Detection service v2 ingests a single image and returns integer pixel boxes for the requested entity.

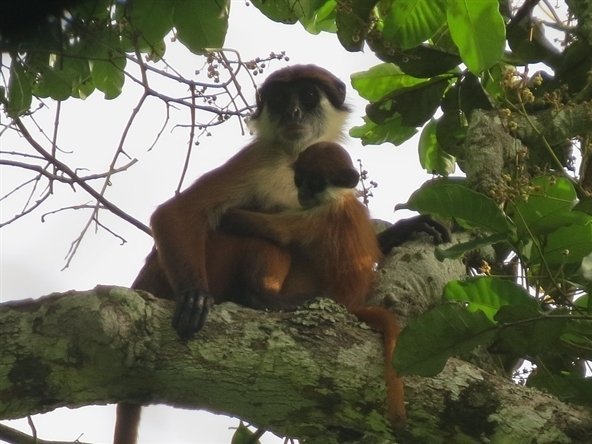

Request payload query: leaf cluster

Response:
[396,176,592,407]
[1,0,230,113]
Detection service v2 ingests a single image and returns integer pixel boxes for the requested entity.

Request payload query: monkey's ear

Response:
[331,169,359,189]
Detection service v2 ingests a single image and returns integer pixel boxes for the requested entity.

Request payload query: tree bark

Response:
[1,241,591,443]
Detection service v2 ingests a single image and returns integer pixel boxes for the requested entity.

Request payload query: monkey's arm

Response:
[377,215,450,254]
[150,150,260,338]
[219,207,305,247]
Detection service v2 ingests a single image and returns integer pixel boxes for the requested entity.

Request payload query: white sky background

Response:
[0,3,433,443]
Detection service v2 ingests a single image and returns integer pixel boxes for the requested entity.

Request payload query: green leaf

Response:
[528,372,592,407]
[351,63,427,101]
[127,0,174,48]
[394,303,496,376]
[349,114,417,146]
[495,307,567,355]
[173,0,229,52]
[418,118,455,175]
[444,277,539,323]
[34,57,92,101]
[574,197,592,215]
[34,66,76,101]
[6,59,32,117]
[446,0,505,73]
[300,1,337,34]
[435,232,508,261]
[400,178,515,234]
[91,56,126,100]
[231,422,261,444]
[574,294,591,311]
[510,176,581,238]
[336,0,376,51]
[251,0,300,23]
[383,0,447,49]
[434,109,467,156]
[529,223,592,267]
[368,36,461,77]
[455,73,493,114]
[366,77,449,127]
[561,321,592,360]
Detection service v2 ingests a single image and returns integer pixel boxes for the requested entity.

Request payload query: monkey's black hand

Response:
[378,215,450,254]
[172,289,214,339]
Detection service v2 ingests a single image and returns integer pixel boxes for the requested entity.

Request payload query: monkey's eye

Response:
[298,85,319,110]
[266,86,289,113]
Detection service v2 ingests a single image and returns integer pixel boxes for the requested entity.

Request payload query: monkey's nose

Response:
[289,106,302,120]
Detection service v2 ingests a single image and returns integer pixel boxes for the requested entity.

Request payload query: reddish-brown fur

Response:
[115,66,404,444]
[220,142,406,425]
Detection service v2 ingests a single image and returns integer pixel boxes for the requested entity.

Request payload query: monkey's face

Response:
[294,172,358,208]
[294,143,359,208]
[250,80,348,152]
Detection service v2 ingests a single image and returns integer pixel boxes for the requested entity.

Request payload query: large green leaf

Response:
[383,0,447,49]
[351,63,426,101]
[449,73,493,114]
[126,0,174,48]
[34,57,92,101]
[91,56,126,100]
[366,77,449,127]
[400,178,515,235]
[300,1,337,34]
[434,109,466,157]
[446,0,505,73]
[574,197,592,215]
[173,0,230,52]
[495,306,568,356]
[418,118,455,175]
[529,372,592,408]
[443,277,539,323]
[510,176,582,238]
[250,0,300,23]
[368,36,461,77]
[6,59,32,117]
[349,114,417,146]
[561,318,592,360]
[528,223,592,267]
[435,232,509,261]
[394,303,496,376]
[336,0,376,51]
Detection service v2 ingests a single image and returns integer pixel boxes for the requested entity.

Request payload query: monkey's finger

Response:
[172,289,200,339]
[190,293,214,334]
[172,289,214,339]
[417,216,451,245]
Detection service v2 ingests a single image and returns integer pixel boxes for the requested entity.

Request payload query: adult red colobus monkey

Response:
[115,65,447,443]
[115,64,352,444]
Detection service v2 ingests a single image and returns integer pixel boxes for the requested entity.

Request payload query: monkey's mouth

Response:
[283,124,307,138]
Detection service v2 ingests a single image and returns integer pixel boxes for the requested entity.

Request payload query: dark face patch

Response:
[254,64,348,116]
[260,80,328,144]
[264,81,324,130]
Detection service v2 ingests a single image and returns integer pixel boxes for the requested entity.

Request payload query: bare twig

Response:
[0,423,91,444]
[12,118,151,236]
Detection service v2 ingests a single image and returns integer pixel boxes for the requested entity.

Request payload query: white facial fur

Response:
[248,95,349,154]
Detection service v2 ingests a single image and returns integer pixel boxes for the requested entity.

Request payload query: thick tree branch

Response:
[1,241,591,444]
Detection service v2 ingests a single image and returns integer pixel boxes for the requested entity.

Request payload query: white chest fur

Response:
[251,158,300,210]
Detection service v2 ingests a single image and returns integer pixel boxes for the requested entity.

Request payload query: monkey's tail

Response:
[352,306,406,428]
